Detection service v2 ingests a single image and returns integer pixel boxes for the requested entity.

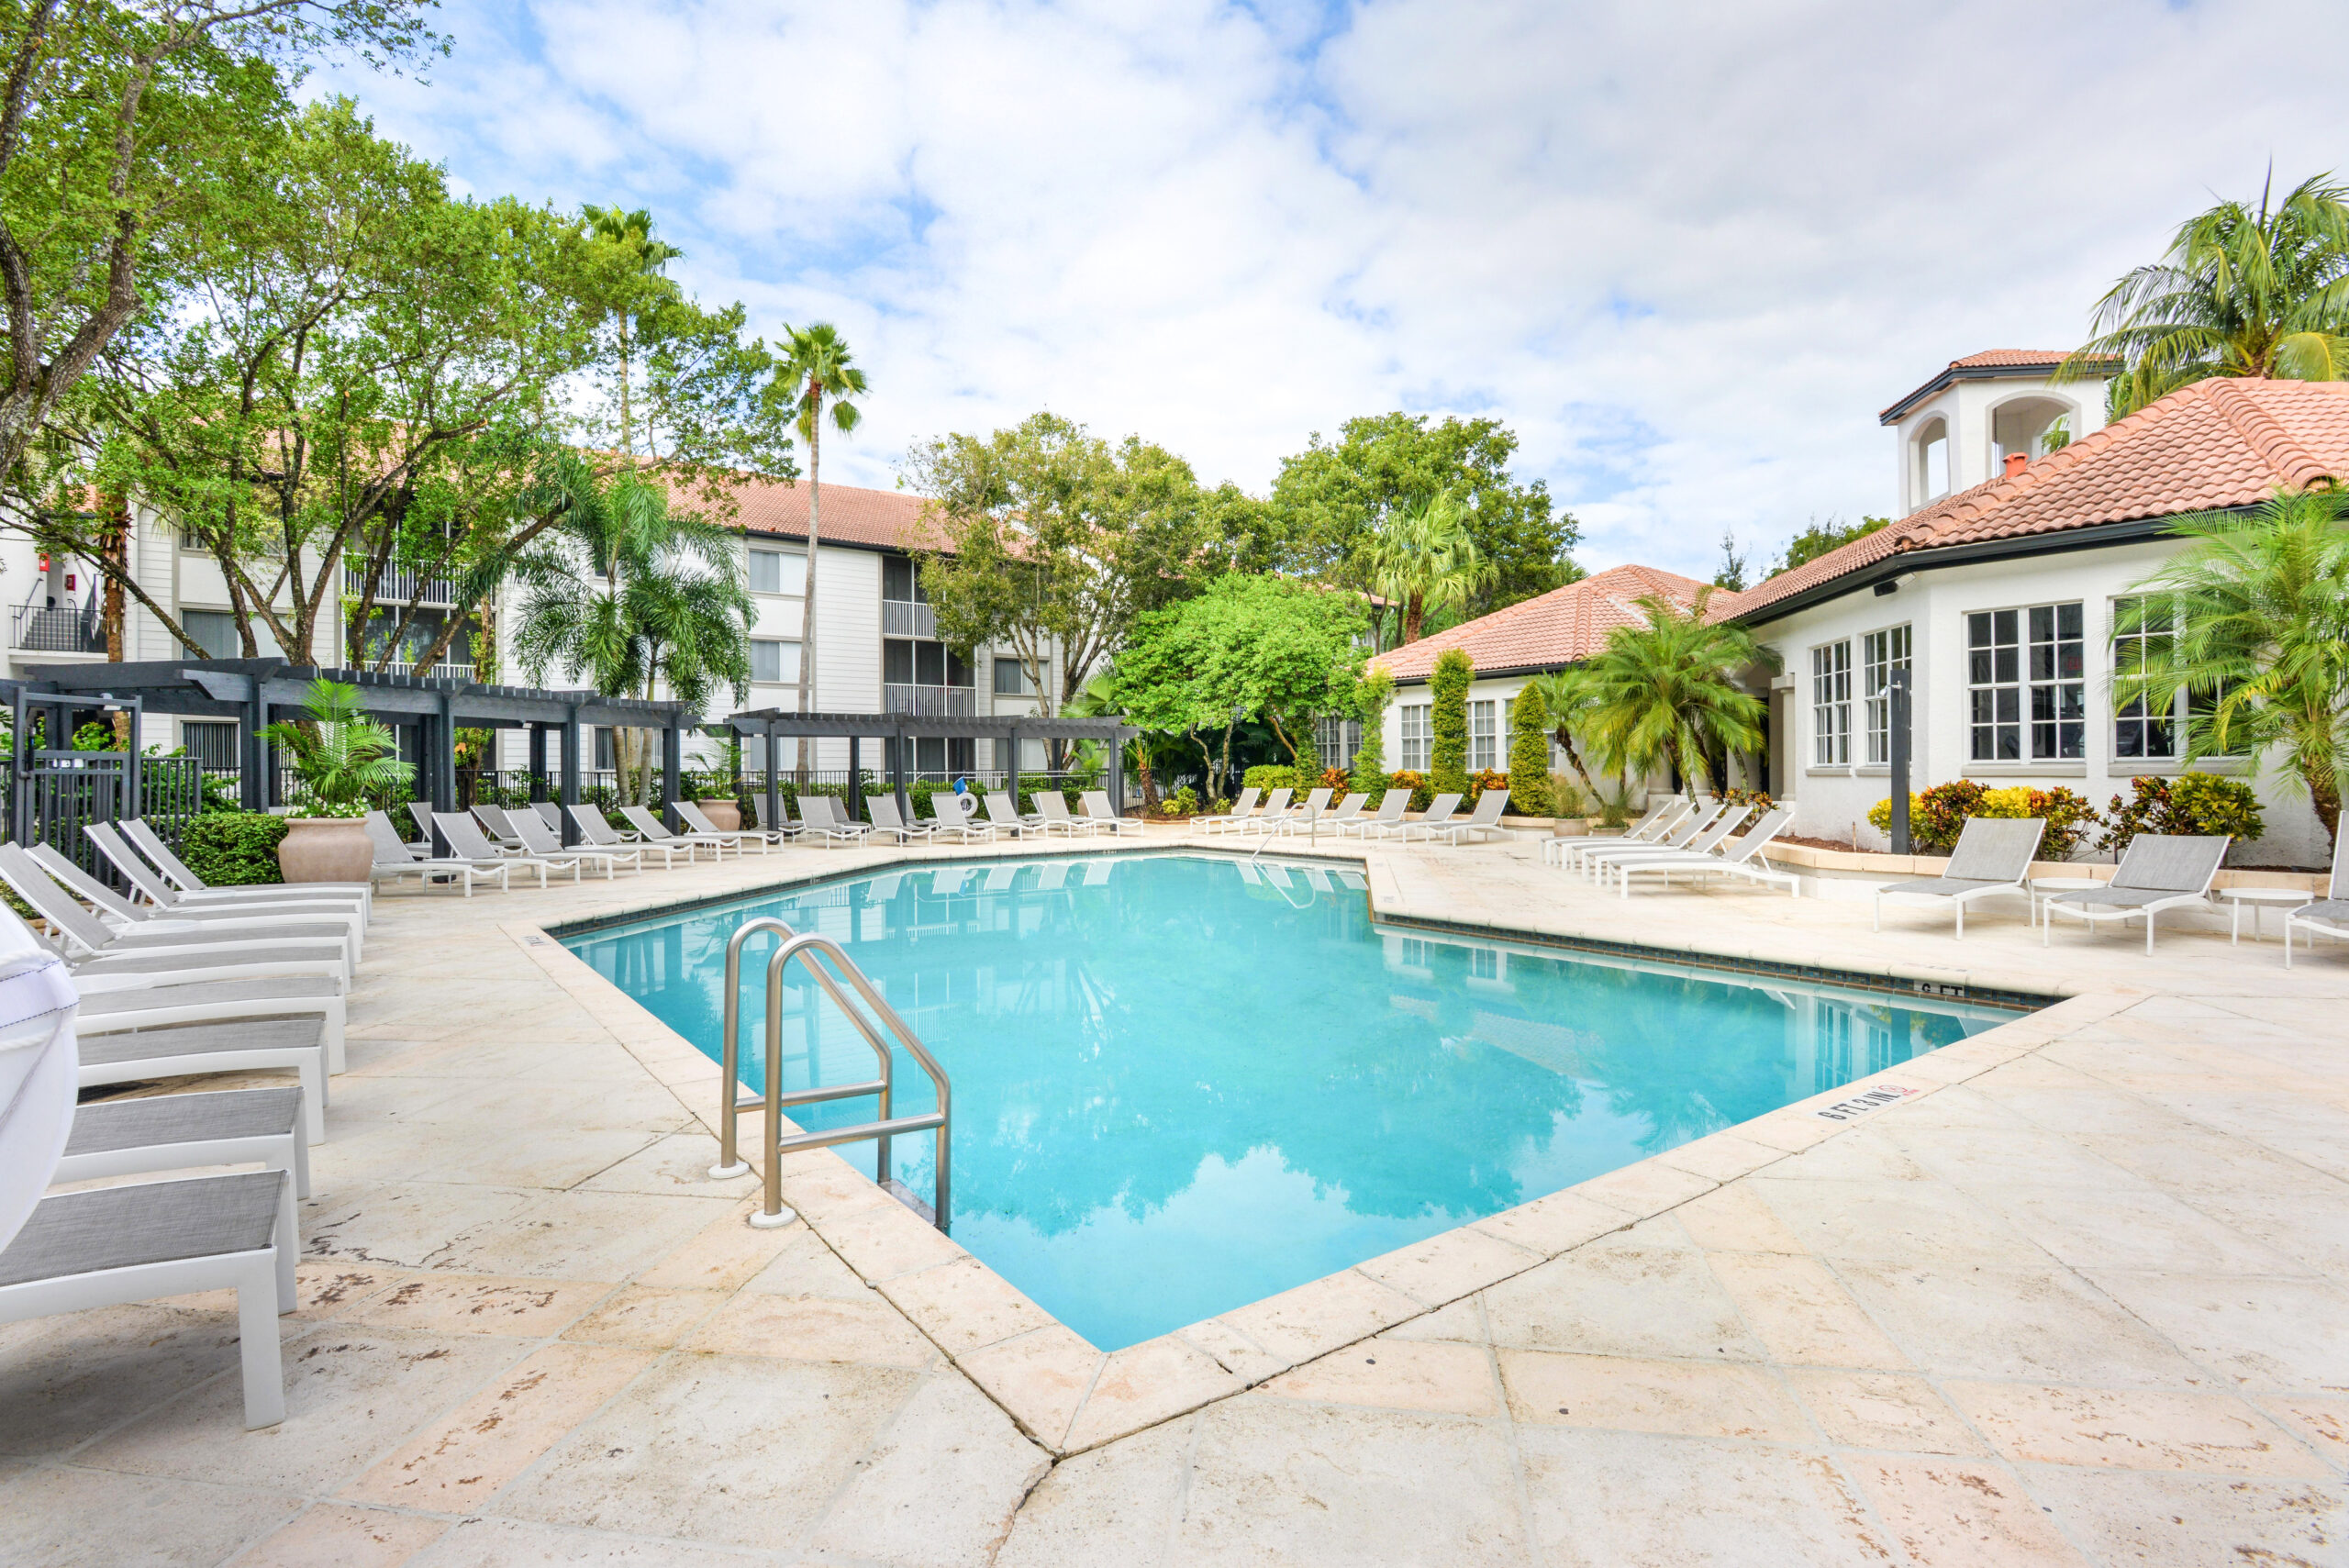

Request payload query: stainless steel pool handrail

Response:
[708,917,953,1233]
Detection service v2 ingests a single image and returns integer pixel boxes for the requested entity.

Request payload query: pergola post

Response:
[1006,724,1020,806]
[560,705,581,845]
[1108,728,1125,816]
[763,717,780,833]
[846,734,862,821]
[528,724,548,801]
[241,685,266,811]
[431,693,457,815]
[661,717,683,827]
[891,721,910,823]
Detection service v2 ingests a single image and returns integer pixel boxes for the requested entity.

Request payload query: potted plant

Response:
[260,679,416,883]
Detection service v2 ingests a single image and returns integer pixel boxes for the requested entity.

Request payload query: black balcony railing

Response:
[10,596,104,653]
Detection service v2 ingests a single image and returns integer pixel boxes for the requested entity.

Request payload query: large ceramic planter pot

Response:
[278,817,372,884]
[697,799,742,831]
[1552,817,1588,837]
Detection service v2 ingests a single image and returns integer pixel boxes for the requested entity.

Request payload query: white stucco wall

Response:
[1751,539,2329,869]
[1891,374,2110,516]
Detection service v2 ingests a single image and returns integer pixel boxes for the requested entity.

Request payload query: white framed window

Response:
[1967,602,2083,762]
[1399,704,1430,772]
[1315,716,1360,771]
[2112,596,2232,761]
[750,639,802,684]
[748,548,805,596]
[1861,625,1911,764]
[993,657,1039,696]
[1810,640,1852,765]
[1467,700,1497,771]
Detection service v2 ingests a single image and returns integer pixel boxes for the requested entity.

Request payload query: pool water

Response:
[563,852,2023,1350]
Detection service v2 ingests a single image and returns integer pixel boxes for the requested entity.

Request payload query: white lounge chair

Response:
[406,801,437,851]
[79,1018,332,1144]
[0,846,352,985]
[793,795,874,847]
[1340,790,1410,839]
[734,794,798,846]
[674,799,770,854]
[1315,793,1370,831]
[1253,787,1331,836]
[1429,789,1511,846]
[363,812,509,895]
[926,792,995,844]
[84,823,366,922]
[509,810,639,877]
[117,818,372,917]
[24,843,363,973]
[2043,834,2231,954]
[60,1084,309,1199]
[434,813,579,886]
[1231,788,1296,836]
[2284,830,2346,969]
[1392,793,1464,843]
[1615,807,1800,897]
[1872,817,2044,938]
[984,793,1053,840]
[470,804,533,853]
[1545,797,1687,870]
[867,796,939,843]
[618,805,732,860]
[1575,803,1728,879]
[1031,793,1092,837]
[0,1170,295,1426]
[1198,787,1264,835]
[531,801,564,833]
[1081,791,1144,837]
[571,805,699,868]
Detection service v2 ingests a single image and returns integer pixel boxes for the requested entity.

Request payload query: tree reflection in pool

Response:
[564,853,2024,1350]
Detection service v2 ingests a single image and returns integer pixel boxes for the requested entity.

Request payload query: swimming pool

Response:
[563,851,2025,1350]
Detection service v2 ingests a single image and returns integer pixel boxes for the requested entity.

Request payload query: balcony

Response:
[883,598,937,639]
[885,682,975,717]
[12,597,104,653]
[346,561,459,606]
[376,661,475,683]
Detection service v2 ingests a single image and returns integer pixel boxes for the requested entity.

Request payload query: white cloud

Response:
[319,0,2349,574]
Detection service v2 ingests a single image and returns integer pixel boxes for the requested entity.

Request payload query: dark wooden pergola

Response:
[721,707,1136,827]
[24,657,702,843]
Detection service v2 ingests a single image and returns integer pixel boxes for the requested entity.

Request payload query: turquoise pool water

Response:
[563,852,2023,1350]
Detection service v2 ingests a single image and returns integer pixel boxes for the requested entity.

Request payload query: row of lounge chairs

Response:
[0,817,371,1429]
[1548,798,1800,897]
[1199,786,1515,846]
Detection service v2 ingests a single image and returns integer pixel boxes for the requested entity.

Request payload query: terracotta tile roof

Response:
[723,476,948,553]
[1729,377,2349,624]
[1877,347,2104,422]
[1373,563,1713,684]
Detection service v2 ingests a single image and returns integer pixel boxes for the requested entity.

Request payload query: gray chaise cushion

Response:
[79,979,340,1024]
[2106,834,2229,894]
[0,1170,283,1287]
[1878,875,2019,899]
[65,1087,302,1157]
[78,1018,327,1068]
[2295,898,2349,928]
[107,922,352,950]
[72,948,342,981]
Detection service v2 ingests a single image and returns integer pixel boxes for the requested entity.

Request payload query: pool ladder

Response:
[709,917,952,1233]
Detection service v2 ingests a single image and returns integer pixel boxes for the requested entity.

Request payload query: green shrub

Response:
[1506,684,1555,816]
[1389,768,1432,811]
[1428,649,1473,799]
[1241,763,1302,795]
[1867,780,2104,859]
[2101,773,2265,856]
[1550,773,1591,818]
[1160,784,1201,817]
[179,812,288,885]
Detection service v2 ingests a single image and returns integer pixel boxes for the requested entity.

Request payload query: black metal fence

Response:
[3,751,207,876]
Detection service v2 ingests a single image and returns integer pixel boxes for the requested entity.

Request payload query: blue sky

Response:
[320,0,2349,578]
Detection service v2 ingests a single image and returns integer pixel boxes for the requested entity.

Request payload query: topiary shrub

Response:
[1428,649,1473,800]
[1506,683,1556,817]
[179,812,288,885]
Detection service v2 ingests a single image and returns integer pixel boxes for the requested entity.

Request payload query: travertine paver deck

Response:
[2,826,2344,1566]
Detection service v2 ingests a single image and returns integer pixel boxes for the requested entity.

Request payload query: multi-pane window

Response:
[2112,596,2177,759]
[750,639,802,684]
[1810,640,1852,765]
[1314,716,1360,771]
[1967,603,2083,761]
[748,548,805,595]
[1467,701,1497,771]
[1862,625,1911,763]
[992,657,1039,696]
[1399,704,1430,772]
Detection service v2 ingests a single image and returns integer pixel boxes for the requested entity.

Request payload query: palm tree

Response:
[582,205,685,459]
[1522,666,1601,793]
[510,467,751,805]
[773,323,867,770]
[2062,172,2349,417]
[259,679,415,815]
[1576,591,1775,795]
[2115,486,2349,845]
[1363,492,1495,644]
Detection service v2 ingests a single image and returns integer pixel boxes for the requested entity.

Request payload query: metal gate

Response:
[3,686,202,877]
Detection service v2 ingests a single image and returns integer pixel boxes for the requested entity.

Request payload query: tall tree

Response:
[1577,592,1774,794]
[907,412,1203,728]
[581,204,682,462]
[0,0,436,484]
[2063,172,2349,417]
[1269,412,1579,618]
[772,323,864,765]
[509,468,751,804]
[2115,486,2349,845]
[1363,492,1496,645]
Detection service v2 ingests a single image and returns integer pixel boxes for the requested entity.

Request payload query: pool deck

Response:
[5,826,2345,1566]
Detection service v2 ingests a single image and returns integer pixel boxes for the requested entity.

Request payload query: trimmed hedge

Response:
[181,811,288,885]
